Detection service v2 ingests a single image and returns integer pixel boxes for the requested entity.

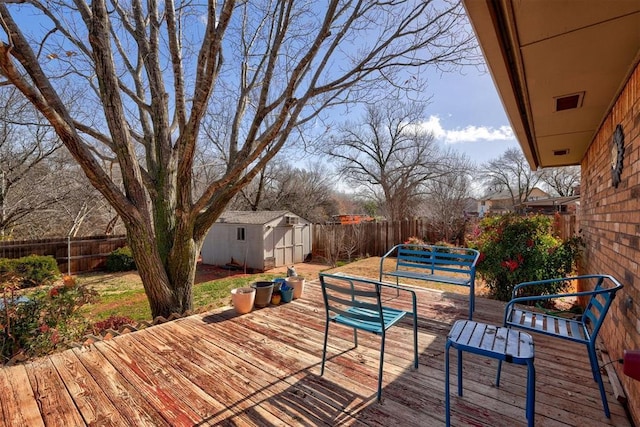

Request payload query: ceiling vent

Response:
[553,149,570,156]
[554,92,584,112]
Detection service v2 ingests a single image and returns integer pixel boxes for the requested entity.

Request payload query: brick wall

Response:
[581,62,640,423]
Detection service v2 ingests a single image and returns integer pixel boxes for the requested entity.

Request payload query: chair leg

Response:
[353,328,358,348]
[457,349,463,396]
[321,321,329,376]
[586,343,599,381]
[377,335,386,402]
[526,359,535,427]
[496,360,503,387]
[588,344,611,418]
[445,340,452,427]
[412,312,418,369]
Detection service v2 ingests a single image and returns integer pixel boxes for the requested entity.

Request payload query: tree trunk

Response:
[126,226,175,318]
[125,212,203,318]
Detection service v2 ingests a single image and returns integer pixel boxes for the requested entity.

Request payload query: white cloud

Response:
[419,115,514,144]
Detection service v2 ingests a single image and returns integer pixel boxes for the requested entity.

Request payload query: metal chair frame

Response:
[319,273,418,402]
[498,274,624,418]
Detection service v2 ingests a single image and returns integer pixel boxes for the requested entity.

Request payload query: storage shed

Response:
[201,211,313,271]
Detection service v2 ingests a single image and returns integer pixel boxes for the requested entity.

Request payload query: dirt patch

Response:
[195,264,254,283]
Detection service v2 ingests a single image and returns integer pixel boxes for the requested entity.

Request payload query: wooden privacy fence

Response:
[0,235,127,274]
[313,219,442,260]
[555,214,578,240]
[313,215,580,262]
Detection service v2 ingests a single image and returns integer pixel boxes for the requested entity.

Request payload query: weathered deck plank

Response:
[0,278,632,426]
[0,365,45,427]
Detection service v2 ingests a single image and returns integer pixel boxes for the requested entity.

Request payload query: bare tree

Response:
[5,149,124,239]
[540,166,580,197]
[0,1,478,317]
[421,153,474,243]
[232,162,338,223]
[327,101,451,222]
[480,148,545,213]
[0,88,62,237]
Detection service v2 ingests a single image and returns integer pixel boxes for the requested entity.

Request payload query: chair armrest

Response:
[511,274,615,298]
[505,275,623,321]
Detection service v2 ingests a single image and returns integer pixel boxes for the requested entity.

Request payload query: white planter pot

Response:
[285,277,305,299]
[231,287,256,314]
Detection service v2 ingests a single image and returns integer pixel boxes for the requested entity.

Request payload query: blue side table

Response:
[445,320,535,427]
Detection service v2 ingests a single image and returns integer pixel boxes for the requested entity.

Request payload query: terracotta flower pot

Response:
[252,281,274,308]
[231,287,255,315]
[285,276,305,299]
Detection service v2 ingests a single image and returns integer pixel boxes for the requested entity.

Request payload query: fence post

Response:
[67,235,71,276]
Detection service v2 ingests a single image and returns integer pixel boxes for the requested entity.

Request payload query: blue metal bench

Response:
[318,273,418,403]
[498,274,624,418]
[380,244,480,319]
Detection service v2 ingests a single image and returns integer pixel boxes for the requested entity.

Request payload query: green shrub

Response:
[106,246,136,272]
[468,214,582,301]
[0,255,60,288]
[1,275,97,363]
[0,258,13,275]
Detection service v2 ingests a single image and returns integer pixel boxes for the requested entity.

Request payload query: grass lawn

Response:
[77,270,281,323]
[74,256,488,325]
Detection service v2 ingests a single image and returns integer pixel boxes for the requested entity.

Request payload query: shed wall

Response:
[201,223,265,270]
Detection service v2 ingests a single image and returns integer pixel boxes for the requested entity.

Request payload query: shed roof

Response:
[217,210,293,225]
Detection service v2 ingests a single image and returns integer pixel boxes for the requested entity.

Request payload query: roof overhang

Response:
[462,0,640,169]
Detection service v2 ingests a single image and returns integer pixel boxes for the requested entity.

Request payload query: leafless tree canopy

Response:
[0,0,479,317]
[480,148,545,212]
[229,161,338,223]
[540,166,580,197]
[326,101,454,222]
[421,152,474,243]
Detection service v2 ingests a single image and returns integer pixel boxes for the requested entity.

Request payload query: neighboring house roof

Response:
[217,210,295,225]
[521,196,580,208]
[480,189,515,201]
[480,188,549,202]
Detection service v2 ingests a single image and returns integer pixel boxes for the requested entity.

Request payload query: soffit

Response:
[463,0,640,169]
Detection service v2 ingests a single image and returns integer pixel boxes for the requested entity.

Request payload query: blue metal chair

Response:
[319,273,418,402]
[497,274,624,418]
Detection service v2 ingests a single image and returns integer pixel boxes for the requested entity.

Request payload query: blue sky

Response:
[420,66,519,166]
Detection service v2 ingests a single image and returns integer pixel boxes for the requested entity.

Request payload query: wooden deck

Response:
[0,279,632,426]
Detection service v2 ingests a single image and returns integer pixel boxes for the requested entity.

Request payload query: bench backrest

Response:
[395,244,479,277]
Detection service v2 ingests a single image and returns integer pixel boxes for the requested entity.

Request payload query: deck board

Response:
[0,278,632,426]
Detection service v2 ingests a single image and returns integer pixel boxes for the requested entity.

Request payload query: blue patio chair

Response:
[497,274,624,418]
[319,273,418,402]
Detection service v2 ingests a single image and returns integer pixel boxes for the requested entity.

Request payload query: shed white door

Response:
[273,226,304,267]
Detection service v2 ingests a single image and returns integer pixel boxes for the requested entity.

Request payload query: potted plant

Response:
[285,275,305,299]
[280,282,294,303]
[231,287,255,314]
[252,281,274,308]
[271,288,282,305]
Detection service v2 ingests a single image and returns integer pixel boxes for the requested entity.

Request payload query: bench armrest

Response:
[379,245,402,280]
